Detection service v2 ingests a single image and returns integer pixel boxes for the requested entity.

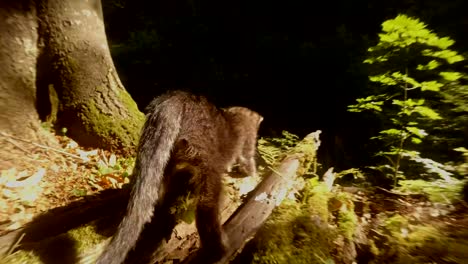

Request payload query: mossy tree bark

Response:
[0,0,144,156]
[36,0,144,153]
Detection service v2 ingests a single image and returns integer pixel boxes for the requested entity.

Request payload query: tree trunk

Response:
[36,0,143,153]
[0,1,41,139]
[0,1,60,171]
[0,0,143,159]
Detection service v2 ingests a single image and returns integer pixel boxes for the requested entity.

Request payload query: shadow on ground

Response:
[1,171,194,264]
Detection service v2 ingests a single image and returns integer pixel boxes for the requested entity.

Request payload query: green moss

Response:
[246,131,339,263]
[68,225,106,251]
[251,179,336,264]
[252,211,334,264]
[0,224,106,264]
[85,96,144,152]
[384,214,408,235]
[305,179,331,221]
[326,192,358,240]
[291,133,320,176]
[337,207,357,240]
[117,88,143,120]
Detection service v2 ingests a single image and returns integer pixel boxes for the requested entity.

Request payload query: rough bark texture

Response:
[0,1,40,138]
[0,1,62,171]
[0,0,143,160]
[36,0,143,153]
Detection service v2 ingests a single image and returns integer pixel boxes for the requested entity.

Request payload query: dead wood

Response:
[0,131,321,264]
[181,131,321,264]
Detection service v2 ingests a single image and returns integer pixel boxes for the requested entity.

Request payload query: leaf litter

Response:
[0,131,133,235]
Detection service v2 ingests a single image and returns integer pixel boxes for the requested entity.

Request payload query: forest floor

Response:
[345,184,468,263]
[0,131,131,235]
[0,131,467,264]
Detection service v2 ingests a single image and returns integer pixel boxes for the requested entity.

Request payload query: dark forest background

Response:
[100,0,468,173]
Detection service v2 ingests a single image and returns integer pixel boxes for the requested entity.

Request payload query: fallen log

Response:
[181,131,321,264]
[0,131,321,264]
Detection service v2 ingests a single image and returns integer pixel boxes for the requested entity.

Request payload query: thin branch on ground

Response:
[0,132,86,161]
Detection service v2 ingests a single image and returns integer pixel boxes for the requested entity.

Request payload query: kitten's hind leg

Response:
[195,167,227,262]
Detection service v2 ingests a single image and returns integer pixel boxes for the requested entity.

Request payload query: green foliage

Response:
[453,147,468,176]
[365,15,463,63]
[347,95,386,112]
[258,130,321,178]
[170,191,197,224]
[258,131,300,167]
[348,14,464,186]
[374,214,468,263]
[442,79,468,113]
[93,155,135,189]
[401,151,454,181]
[430,76,468,159]
[335,168,366,181]
[96,156,135,178]
[60,127,68,135]
[250,177,359,264]
[397,179,464,203]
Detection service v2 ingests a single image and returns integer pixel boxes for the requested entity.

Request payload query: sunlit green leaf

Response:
[432,37,455,49]
[454,147,468,153]
[348,95,386,112]
[406,127,427,138]
[414,106,441,119]
[439,71,462,81]
[401,149,419,157]
[428,50,464,64]
[369,74,397,85]
[420,81,443,91]
[393,98,424,107]
[380,128,404,135]
[416,60,440,70]
[448,55,464,64]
